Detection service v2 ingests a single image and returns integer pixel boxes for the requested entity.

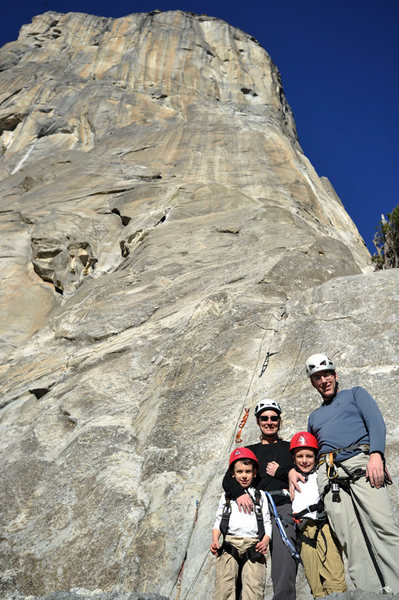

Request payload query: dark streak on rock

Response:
[29,388,49,399]
[111,208,131,226]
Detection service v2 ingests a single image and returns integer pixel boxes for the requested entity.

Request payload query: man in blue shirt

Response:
[290,353,399,593]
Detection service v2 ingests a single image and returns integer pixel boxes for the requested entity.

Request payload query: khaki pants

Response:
[214,535,267,600]
[299,521,346,598]
[318,453,399,592]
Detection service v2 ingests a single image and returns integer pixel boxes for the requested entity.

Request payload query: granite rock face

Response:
[1,9,397,600]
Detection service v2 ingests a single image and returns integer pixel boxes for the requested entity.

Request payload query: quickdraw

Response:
[259,350,278,378]
[325,452,341,502]
[259,351,271,377]
[235,408,250,443]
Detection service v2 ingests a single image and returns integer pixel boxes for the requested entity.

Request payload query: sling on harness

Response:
[322,448,391,593]
[217,490,266,567]
[264,491,301,563]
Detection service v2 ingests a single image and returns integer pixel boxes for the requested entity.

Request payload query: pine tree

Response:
[372,205,399,269]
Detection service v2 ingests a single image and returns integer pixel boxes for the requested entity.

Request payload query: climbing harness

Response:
[264,491,301,563]
[293,499,325,523]
[235,408,250,444]
[318,443,370,465]
[322,450,391,593]
[292,498,328,560]
[217,489,266,567]
[215,490,267,599]
[319,445,372,503]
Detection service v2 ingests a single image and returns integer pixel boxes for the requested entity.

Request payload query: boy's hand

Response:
[236,493,253,513]
[210,541,220,555]
[255,535,270,554]
[288,468,305,500]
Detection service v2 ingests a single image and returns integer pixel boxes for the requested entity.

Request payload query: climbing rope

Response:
[171,314,280,599]
[172,500,199,600]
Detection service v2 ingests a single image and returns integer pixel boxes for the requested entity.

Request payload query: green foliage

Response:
[372,205,399,269]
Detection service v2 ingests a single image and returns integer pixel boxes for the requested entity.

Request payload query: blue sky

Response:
[2,0,398,253]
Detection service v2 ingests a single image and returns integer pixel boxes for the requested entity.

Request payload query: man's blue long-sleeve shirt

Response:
[308,386,386,461]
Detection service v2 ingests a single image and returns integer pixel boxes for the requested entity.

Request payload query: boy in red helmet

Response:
[211,447,272,600]
[290,432,346,598]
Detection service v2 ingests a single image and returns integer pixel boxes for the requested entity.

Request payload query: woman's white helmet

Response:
[305,354,335,378]
[254,399,282,417]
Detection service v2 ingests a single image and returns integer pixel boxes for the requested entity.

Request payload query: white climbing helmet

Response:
[305,354,335,378]
[254,399,282,417]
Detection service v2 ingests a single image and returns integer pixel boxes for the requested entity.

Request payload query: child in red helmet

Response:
[290,432,346,598]
[211,447,272,600]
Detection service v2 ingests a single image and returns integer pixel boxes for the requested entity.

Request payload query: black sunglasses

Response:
[259,415,279,422]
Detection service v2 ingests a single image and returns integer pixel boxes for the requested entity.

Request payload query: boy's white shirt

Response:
[213,486,272,539]
[291,470,320,521]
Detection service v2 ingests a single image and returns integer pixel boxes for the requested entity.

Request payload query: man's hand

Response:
[366,452,385,488]
[288,467,305,500]
[255,535,270,554]
[236,493,253,513]
[384,464,393,484]
[266,461,279,477]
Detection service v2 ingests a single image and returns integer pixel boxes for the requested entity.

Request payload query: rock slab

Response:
[1,9,397,600]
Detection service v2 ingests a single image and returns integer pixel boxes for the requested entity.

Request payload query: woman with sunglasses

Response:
[223,399,297,600]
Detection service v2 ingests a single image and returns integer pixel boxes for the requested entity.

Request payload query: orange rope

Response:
[235,408,250,443]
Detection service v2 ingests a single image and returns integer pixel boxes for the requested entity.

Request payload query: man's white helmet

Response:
[305,354,335,378]
[254,399,282,417]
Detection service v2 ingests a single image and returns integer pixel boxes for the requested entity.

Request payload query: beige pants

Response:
[299,521,346,598]
[318,453,399,592]
[214,535,267,600]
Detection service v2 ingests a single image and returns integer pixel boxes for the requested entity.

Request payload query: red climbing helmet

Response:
[229,447,259,469]
[290,432,318,452]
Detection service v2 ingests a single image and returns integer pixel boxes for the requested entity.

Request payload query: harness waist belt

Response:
[218,540,265,566]
[318,443,369,466]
